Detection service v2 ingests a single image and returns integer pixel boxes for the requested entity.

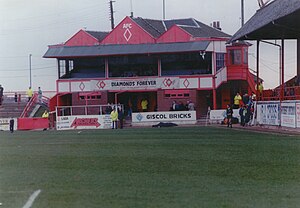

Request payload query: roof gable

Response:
[101,16,156,45]
[157,25,194,43]
[64,29,101,46]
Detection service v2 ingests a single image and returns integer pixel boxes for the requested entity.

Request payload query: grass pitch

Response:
[0,126,300,208]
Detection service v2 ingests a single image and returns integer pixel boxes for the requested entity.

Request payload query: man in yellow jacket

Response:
[233,92,242,109]
[110,107,118,129]
[26,87,33,102]
[141,98,148,112]
[42,110,49,118]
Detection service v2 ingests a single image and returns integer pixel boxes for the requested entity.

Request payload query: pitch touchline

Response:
[22,189,41,208]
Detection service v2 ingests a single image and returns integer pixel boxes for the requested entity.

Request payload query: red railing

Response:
[260,86,300,101]
[20,93,50,118]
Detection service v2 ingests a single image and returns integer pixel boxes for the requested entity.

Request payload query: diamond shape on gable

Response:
[97,81,106,89]
[123,28,132,42]
[163,78,173,87]
[183,79,190,88]
[79,82,85,91]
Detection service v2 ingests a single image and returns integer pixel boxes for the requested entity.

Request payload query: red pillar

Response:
[213,89,217,110]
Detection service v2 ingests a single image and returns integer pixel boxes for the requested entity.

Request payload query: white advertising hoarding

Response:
[281,103,296,128]
[296,103,300,128]
[56,115,112,130]
[0,118,17,131]
[257,103,280,126]
[132,111,197,125]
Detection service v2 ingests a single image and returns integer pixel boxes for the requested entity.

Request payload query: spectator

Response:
[42,110,49,131]
[118,107,124,129]
[171,101,177,111]
[105,103,112,115]
[141,98,148,112]
[38,87,43,104]
[110,107,118,129]
[233,92,242,109]
[0,84,4,105]
[226,104,233,128]
[242,93,249,106]
[188,100,195,111]
[9,118,14,133]
[26,87,33,102]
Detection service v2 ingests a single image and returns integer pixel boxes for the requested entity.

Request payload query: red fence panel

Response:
[17,118,49,130]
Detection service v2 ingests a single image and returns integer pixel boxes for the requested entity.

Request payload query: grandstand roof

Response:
[230,0,300,42]
[44,41,210,58]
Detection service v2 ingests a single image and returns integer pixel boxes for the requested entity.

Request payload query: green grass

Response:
[0,127,300,208]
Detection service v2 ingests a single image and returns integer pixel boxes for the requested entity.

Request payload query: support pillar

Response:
[256,41,260,100]
[297,39,300,83]
[213,89,217,110]
[280,39,285,101]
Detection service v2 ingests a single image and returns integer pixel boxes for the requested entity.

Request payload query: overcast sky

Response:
[0,0,297,91]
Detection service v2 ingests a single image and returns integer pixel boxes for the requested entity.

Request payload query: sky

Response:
[0,0,297,92]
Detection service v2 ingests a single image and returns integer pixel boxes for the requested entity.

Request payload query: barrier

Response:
[210,100,300,128]
[209,109,240,124]
[18,118,49,130]
[132,111,197,126]
[0,118,17,131]
[56,115,112,130]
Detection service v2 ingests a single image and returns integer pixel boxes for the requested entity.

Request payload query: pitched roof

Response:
[230,0,300,42]
[85,31,109,42]
[132,17,165,38]
[44,41,210,58]
[132,17,231,39]
[164,18,198,29]
[180,25,231,38]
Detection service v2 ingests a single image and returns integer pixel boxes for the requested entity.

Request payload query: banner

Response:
[56,115,112,130]
[257,103,279,126]
[0,118,17,131]
[90,77,180,91]
[281,103,296,128]
[296,103,300,128]
[132,111,196,124]
[209,109,240,121]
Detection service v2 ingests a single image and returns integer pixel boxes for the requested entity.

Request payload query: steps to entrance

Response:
[0,97,27,118]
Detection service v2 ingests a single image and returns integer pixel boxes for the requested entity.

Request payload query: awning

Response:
[43,41,210,58]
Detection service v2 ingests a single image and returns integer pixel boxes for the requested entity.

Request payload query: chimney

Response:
[212,21,222,31]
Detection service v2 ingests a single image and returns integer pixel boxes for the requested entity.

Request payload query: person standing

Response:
[110,107,118,129]
[38,87,43,103]
[118,107,124,129]
[0,84,4,105]
[26,86,33,102]
[188,100,195,111]
[141,98,148,112]
[9,118,14,133]
[233,92,242,109]
[226,104,233,128]
[42,110,49,130]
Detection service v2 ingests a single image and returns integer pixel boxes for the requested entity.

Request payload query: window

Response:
[243,48,248,64]
[216,53,225,72]
[59,60,74,78]
[164,90,190,98]
[108,55,158,77]
[161,52,212,76]
[71,58,105,79]
[79,92,102,100]
[229,49,242,65]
